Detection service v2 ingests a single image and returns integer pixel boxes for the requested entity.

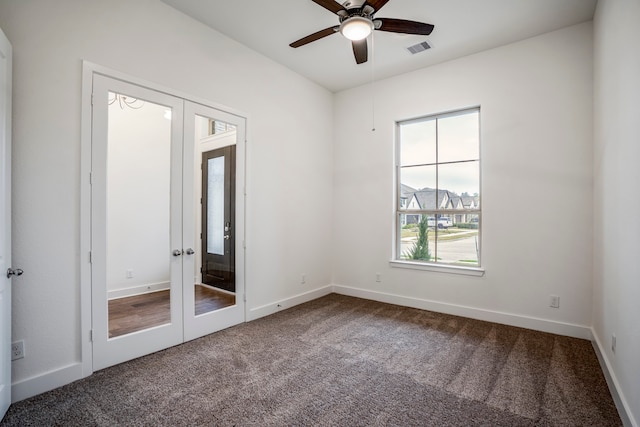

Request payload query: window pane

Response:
[399,165,436,210]
[438,161,479,198]
[400,119,436,166]
[435,222,479,266]
[399,165,436,192]
[438,111,479,163]
[399,214,433,261]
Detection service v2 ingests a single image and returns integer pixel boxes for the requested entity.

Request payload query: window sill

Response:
[389,260,485,277]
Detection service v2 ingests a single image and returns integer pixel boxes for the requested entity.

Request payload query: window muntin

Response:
[396,108,481,267]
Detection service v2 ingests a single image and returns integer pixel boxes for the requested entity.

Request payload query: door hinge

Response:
[242,240,246,249]
[243,293,246,302]
[89,251,92,263]
[89,329,93,342]
[91,93,94,106]
[89,172,92,185]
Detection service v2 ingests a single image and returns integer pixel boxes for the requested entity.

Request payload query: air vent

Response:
[407,41,431,55]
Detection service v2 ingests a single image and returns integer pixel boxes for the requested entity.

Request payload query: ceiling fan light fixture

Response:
[340,16,373,41]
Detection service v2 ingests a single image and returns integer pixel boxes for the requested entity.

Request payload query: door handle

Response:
[172,249,183,257]
[224,235,231,240]
[185,248,195,255]
[7,268,23,279]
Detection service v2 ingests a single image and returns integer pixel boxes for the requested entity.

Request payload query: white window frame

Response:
[391,107,484,276]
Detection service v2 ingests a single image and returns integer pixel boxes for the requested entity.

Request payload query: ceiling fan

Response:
[290,0,434,64]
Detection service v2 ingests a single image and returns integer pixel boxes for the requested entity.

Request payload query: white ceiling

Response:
[160,0,597,93]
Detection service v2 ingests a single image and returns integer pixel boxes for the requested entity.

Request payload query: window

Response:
[395,108,481,269]
[208,120,236,136]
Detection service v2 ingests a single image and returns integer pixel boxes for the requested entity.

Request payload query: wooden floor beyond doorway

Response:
[108,285,236,338]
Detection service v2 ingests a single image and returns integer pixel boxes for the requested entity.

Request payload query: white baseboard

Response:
[12,362,84,403]
[591,329,637,427]
[331,284,592,340]
[108,281,170,300]
[247,285,333,321]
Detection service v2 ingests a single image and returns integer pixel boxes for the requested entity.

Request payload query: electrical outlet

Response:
[126,269,133,279]
[301,274,306,284]
[11,340,24,361]
[611,334,616,353]
[375,273,381,282]
[549,295,560,308]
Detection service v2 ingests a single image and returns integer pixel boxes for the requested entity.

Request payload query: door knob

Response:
[224,235,231,240]
[172,249,183,257]
[185,248,195,255]
[6,268,23,278]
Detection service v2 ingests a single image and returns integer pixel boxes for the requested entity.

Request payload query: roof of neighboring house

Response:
[400,184,417,198]
[411,188,450,210]
[403,188,480,211]
[461,195,480,208]
[449,195,463,209]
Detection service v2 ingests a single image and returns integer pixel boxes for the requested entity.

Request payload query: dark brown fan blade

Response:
[352,39,368,64]
[376,18,434,35]
[290,26,338,48]
[364,0,391,13]
[311,0,347,15]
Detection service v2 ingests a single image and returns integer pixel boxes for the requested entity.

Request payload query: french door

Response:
[91,74,245,370]
[182,101,245,342]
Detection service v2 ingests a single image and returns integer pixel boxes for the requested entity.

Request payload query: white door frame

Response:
[80,62,248,376]
[0,26,13,418]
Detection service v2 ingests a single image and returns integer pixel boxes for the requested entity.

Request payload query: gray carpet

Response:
[1,294,622,426]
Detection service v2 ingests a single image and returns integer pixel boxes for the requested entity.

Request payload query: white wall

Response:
[107,99,171,293]
[0,0,333,391]
[593,0,640,424]
[333,23,594,335]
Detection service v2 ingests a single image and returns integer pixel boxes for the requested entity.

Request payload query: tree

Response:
[404,215,431,261]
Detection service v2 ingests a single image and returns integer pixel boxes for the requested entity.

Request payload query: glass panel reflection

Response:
[107,92,172,338]
[207,156,225,256]
[193,114,236,317]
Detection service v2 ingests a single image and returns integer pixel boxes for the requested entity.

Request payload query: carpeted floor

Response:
[1,294,622,426]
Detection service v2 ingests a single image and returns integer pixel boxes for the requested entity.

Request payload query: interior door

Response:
[182,101,245,342]
[0,26,12,418]
[91,75,185,370]
[201,146,235,292]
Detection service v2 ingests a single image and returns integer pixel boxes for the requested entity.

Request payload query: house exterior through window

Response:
[396,107,481,268]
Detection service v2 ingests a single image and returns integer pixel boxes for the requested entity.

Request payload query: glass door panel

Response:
[183,104,245,342]
[106,91,172,338]
[91,75,184,370]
